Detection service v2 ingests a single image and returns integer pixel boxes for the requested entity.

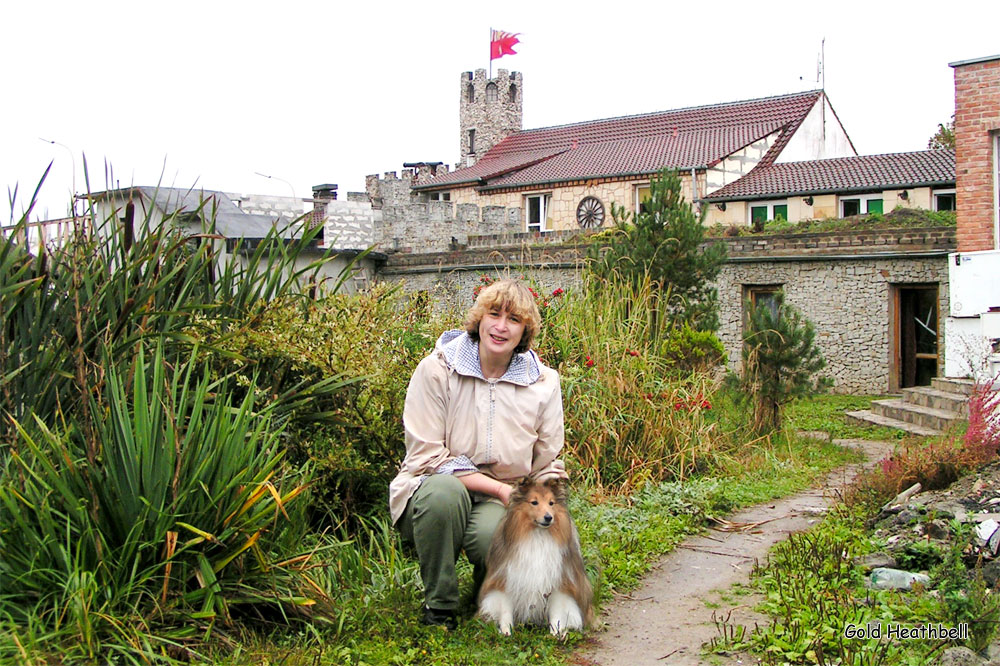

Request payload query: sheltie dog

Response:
[477,477,594,637]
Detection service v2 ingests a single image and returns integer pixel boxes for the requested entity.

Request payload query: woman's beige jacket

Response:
[389,330,567,524]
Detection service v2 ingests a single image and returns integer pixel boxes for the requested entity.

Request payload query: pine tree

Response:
[585,169,727,331]
[739,294,830,434]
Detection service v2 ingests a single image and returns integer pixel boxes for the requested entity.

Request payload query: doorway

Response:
[892,285,939,389]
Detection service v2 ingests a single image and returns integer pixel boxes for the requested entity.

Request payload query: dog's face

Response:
[511,478,567,529]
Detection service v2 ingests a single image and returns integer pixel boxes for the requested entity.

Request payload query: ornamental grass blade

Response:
[211,530,261,574]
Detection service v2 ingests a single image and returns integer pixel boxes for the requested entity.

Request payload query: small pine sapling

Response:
[739,294,831,434]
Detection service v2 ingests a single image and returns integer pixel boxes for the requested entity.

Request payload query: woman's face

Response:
[478,306,525,361]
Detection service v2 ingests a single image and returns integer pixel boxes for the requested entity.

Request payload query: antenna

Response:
[819,38,826,149]
[818,38,825,90]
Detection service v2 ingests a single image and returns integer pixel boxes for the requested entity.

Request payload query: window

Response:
[744,285,783,323]
[994,133,1000,243]
[466,83,475,103]
[841,194,882,216]
[508,84,517,103]
[635,185,651,214]
[934,189,956,211]
[467,129,475,155]
[748,200,789,227]
[525,194,551,232]
[486,82,498,103]
[428,192,451,202]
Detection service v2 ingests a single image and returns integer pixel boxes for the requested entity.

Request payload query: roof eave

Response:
[412,177,482,191]
[476,166,709,193]
[704,179,956,203]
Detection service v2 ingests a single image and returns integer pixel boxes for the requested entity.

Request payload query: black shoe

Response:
[421,606,457,630]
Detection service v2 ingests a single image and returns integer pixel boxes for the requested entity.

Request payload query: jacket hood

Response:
[435,330,541,386]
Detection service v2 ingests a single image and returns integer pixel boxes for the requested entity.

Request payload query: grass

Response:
[785,394,907,441]
[706,209,956,238]
[710,502,1000,665]
[709,386,1000,665]
[191,414,860,666]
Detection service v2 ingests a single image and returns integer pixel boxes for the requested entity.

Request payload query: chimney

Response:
[310,183,338,240]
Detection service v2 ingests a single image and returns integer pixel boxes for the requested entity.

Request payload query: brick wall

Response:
[952,56,1000,251]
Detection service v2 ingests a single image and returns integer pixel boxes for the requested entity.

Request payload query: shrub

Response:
[735,294,830,434]
[536,276,731,492]
[0,182,360,659]
[965,376,1000,460]
[585,169,727,332]
[195,283,436,523]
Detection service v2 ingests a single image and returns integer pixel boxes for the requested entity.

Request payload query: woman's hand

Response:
[496,481,513,506]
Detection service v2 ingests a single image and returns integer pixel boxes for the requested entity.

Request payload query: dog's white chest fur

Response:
[495,530,564,623]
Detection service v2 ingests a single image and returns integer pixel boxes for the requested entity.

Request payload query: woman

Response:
[390,279,567,629]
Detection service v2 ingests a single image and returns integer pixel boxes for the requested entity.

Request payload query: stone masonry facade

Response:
[716,257,950,394]
[378,227,956,394]
[952,56,1000,252]
[459,69,522,167]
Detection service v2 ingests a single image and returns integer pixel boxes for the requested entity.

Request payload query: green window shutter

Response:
[751,206,767,224]
[867,199,883,214]
[773,204,788,221]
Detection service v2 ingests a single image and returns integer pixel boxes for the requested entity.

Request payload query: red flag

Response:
[490,29,520,61]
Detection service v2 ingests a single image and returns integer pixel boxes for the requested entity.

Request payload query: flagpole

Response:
[489,27,492,79]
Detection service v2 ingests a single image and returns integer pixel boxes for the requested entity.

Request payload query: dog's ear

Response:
[517,477,533,490]
[543,477,568,502]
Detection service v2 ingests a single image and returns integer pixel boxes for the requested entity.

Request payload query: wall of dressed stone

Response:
[716,256,950,394]
[377,227,956,393]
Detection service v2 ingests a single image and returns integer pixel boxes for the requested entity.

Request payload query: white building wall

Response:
[946,249,1000,380]
[705,132,780,195]
[776,95,856,163]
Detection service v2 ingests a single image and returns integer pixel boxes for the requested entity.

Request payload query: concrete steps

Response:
[845,377,976,437]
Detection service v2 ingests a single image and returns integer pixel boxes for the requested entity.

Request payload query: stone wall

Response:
[459,69,522,167]
[445,172,699,232]
[377,226,957,393]
[322,200,378,250]
[716,256,950,394]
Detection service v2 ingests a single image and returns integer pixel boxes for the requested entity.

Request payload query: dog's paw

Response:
[549,621,567,639]
[498,621,513,636]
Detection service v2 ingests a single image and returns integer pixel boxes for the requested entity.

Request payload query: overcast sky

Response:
[3,0,996,222]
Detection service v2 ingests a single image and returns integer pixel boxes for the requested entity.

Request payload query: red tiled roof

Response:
[704,150,955,201]
[416,90,824,190]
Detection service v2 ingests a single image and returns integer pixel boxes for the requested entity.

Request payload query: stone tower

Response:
[459,68,523,168]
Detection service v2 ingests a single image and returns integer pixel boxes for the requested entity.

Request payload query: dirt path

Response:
[576,438,894,666]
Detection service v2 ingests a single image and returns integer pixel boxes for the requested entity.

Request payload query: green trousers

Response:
[397,474,506,611]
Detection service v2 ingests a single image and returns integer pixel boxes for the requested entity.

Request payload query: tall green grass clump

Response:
[0,179,361,661]
[536,275,728,493]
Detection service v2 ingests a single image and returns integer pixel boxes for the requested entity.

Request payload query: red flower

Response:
[552,287,564,297]
[673,402,686,411]
[627,349,640,357]
[644,392,654,400]
[585,356,595,368]
[543,301,550,307]
[701,400,712,410]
